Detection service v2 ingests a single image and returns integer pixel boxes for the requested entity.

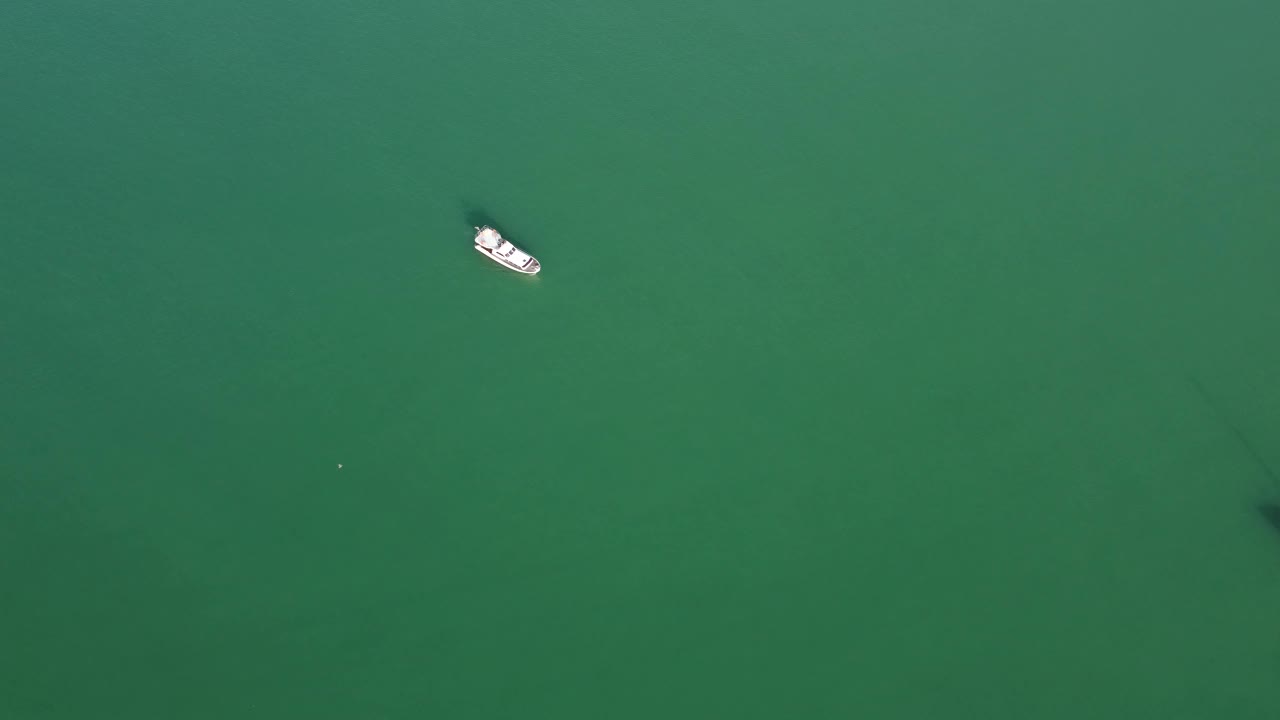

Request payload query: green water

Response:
[3,0,1279,717]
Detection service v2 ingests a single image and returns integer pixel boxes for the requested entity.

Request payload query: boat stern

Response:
[474,226,503,249]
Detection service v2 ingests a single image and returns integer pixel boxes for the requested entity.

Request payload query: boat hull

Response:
[473,226,541,274]
[474,244,541,274]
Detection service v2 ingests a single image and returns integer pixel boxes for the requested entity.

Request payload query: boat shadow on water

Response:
[1258,502,1280,539]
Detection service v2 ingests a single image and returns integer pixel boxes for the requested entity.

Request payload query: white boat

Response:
[474,226,540,275]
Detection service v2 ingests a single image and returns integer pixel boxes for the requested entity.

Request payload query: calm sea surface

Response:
[3,1,1279,717]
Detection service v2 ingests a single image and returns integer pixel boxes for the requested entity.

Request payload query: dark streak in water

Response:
[1189,375,1280,492]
